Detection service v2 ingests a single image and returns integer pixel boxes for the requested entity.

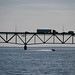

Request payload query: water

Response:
[0,47,75,75]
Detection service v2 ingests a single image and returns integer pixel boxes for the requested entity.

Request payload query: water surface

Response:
[0,47,75,75]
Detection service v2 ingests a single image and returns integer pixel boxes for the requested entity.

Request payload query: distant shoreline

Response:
[0,46,75,48]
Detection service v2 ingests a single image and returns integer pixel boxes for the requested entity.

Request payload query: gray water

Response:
[0,47,75,75]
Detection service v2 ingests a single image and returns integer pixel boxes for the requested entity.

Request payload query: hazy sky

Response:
[0,0,75,32]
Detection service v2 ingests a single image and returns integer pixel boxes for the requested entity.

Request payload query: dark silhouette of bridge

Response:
[0,32,75,50]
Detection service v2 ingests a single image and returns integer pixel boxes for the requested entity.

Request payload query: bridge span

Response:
[0,32,75,50]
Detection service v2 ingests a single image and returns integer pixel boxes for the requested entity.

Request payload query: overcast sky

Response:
[0,0,75,32]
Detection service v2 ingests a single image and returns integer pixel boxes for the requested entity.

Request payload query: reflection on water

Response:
[0,47,75,75]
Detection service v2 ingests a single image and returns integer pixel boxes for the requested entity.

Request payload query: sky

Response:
[0,0,75,32]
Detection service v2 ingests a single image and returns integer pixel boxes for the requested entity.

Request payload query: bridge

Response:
[0,32,75,50]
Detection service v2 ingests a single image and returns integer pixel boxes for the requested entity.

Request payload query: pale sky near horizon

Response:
[0,0,75,32]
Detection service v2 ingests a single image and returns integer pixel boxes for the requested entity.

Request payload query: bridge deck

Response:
[0,32,75,35]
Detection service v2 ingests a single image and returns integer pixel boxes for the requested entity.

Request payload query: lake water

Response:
[0,47,75,75]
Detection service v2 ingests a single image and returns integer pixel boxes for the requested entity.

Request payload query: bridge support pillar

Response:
[24,45,27,50]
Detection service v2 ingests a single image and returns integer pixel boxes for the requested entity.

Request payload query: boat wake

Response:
[28,49,52,51]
